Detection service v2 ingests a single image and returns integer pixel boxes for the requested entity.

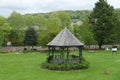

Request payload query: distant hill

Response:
[25,8,120,21]
[25,10,91,20]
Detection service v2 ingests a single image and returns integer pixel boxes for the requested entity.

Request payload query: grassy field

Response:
[0,50,120,80]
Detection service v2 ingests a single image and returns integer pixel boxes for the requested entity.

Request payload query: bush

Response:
[0,51,8,54]
[47,56,53,63]
[41,58,89,71]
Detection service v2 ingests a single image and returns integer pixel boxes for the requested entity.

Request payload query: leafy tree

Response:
[48,13,62,32]
[89,0,117,49]
[7,11,25,29]
[33,14,48,46]
[25,14,35,27]
[7,11,25,46]
[58,11,71,29]
[23,27,38,48]
[34,14,46,27]
[39,13,61,47]
[0,16,10,47]
[7,30,24,46]
[73,19,96,49]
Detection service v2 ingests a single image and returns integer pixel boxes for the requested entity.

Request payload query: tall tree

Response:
[111,9,120,44]
[34,14,47,46]
[7,11,25,46]
[0,16,10,47]
[23,27,38,48]
[89,0,117,49]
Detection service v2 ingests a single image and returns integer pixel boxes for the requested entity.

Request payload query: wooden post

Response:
[61,47,64,59]
[67,47,69,59]
[52,47,54,57]
[48,46,50,57]
[79,46,82,59]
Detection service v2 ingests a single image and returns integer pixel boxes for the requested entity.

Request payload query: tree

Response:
[89,0,117,49]
[34,14,46,27]
[73,19,96,49]
[7,11,25,46]
[0,16,10,47]
[23,27,38,48]
[33,14,48,46]
[111,9,120,44]
[25,14,35,27]
[7,11,25,29]
[7,30,23,46]
[48,13,62,32]
[39,13,62,47]
[58,11,71,29]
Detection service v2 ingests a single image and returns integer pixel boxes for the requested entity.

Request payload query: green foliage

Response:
[41,58,89,71]
[42,55,89,71]
[7,30,23,46]
[39,12,72,47]
[39,31,59,47]
[7,11,25,46]
[58,11,71,29]
[23,27,38,47]
[110,9,120,44]
[89,0,118,49]
[7,11,25,29]
[24,14,35,27]
[1,9,120,47]
[0,16,10,47]
[47,12,62,31]
[65,10,91,21]
[34,14,47,27]
[73,19,96,47]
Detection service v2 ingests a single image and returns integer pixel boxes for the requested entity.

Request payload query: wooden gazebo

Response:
[47,27,84,64]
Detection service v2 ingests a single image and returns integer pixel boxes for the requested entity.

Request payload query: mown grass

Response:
[0,50,120,80]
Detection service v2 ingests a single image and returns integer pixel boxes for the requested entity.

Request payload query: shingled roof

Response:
[47,27,84,47]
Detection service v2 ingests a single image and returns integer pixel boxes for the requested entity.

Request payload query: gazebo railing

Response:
[49,55,81,64]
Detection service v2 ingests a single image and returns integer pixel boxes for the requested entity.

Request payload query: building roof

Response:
[47,27,84,47]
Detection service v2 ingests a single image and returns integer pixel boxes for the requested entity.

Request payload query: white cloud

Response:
[0,0,120,17]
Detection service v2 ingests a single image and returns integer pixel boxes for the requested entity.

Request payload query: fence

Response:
[0,45,120,52]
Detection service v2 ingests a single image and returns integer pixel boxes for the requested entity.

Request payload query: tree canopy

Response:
[89,0,118,49]
[0,7,120,47]
[73,19,96,49]
[0,16,10,47]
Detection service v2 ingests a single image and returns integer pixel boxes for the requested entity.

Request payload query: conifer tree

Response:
[23,27,38,48]
[89,0,117,49]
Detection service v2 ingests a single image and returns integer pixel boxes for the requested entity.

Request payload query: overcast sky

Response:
[0,0,120,17]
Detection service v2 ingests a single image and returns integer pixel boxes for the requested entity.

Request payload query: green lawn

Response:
[0,50,120,80]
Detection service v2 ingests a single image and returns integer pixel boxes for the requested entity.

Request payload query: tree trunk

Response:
[88,44,90,50]
[98,44,102,49]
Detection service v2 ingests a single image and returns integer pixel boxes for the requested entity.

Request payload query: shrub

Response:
[47,56,53,63]
[41,58,89,71]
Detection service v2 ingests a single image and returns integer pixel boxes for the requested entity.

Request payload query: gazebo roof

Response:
[47,27,84,47]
